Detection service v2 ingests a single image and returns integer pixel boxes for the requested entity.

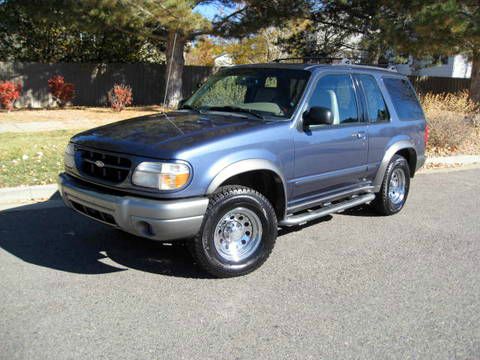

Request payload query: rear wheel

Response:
[373,154,410,215]
[189,185,277,278]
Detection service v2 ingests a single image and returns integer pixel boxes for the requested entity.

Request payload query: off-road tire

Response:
[189,185,277,278]
[373,154,411,216]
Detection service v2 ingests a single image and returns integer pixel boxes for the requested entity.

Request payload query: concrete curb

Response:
[426,155,480,165]
[0,154,479,204]
[0,184,58,203]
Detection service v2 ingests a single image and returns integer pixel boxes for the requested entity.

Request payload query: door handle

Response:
[352,131,367,140]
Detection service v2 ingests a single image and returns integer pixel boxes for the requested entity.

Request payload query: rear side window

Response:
[383,78,425,121]
[356,75,389,123]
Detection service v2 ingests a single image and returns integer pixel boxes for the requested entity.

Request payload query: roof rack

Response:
[273,57,395,70]
[273,57,346,64]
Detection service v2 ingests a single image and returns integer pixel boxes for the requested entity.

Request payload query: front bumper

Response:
[58,173,209,241]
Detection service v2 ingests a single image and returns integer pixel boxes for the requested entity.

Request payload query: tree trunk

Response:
[365,41,381,64]
[164,31,185,109]
[470,51,480,104]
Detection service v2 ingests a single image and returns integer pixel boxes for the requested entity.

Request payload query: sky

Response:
[194,3,236,21]
[194,3,218,20]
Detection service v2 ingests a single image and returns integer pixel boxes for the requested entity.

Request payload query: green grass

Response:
[0,130,77,188]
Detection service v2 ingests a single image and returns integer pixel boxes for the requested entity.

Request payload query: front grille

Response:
[71,201,117,225]
[78,148,131,183]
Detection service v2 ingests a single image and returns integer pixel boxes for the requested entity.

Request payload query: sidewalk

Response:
[0,184,58,203]
[0,120,108,133]
[426,154,480,166]
[0,107,162,133]
[0,184,61,212]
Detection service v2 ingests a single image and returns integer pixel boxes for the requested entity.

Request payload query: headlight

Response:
[132,162,190,190]
[64,143,75,169]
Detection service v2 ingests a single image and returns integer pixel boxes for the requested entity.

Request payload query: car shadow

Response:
[278,215,333,236]
[0,194,214,279]
[338,205,382,217]
[0,194,368,279]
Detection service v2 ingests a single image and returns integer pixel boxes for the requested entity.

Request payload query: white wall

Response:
[214,54,234,67]
[395,55,472,78]
[395,63,413,76]
[452,55,472,78]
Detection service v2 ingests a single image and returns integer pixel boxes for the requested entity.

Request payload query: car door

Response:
[292,73,369,203]
[353,73,393,182]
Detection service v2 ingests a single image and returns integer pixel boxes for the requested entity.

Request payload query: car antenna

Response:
[160,112,184,135]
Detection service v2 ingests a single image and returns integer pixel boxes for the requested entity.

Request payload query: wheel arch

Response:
[373,140,417,192]
[206,159,287,219]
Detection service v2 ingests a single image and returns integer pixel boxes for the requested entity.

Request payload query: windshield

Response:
[183,68,311,119]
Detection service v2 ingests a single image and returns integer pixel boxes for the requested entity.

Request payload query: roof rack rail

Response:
[273,57,395,70]
[273,57,345,64]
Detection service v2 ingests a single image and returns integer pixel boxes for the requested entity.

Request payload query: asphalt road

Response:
[1,168,479,360]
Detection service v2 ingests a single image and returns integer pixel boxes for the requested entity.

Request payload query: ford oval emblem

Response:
[95,160,105,168]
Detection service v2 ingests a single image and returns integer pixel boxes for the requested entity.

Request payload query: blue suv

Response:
[58,63,427,277]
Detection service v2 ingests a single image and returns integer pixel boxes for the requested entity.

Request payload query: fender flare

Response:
[373,140,417,192]
[206,159,288,211]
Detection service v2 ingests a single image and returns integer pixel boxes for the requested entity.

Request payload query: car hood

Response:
[71,111,269,158]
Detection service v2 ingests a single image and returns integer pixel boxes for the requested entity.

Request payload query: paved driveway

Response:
[1,169,479,360]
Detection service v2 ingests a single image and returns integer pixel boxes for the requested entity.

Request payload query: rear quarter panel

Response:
[366,73,426,183]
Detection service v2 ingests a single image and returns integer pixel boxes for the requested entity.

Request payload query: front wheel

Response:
[189,185,277,278]
[373,154,410,216]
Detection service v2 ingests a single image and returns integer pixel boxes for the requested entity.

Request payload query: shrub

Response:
[426,112,473,154]
[420,90,479,115]
[48,75,75,107]
[420,91,479,155]
[0,81,22,111]
[108,84,133,112]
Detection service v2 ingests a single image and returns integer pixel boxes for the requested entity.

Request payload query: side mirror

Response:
[303,106,333,129]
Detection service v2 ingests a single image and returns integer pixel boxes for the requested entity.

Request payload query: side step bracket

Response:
[279,193,375,227]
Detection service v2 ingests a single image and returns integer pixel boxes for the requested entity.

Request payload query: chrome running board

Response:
[279,193,376,226]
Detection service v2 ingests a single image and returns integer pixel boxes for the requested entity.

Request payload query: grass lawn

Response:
[0,106,167,188]
[0,130,77,187]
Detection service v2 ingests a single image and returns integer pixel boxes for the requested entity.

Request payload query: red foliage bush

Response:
[0,81,22,111]
[108,84,133,112]
[48,75,75,107]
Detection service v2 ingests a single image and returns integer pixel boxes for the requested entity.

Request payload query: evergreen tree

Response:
[0,0,162,63]
[311,1,480,102]
[82,0,310,107]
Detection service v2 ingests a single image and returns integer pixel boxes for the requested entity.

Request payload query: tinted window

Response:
[383,78,425,121]
[357,75,389,123]
[308,74,359,125]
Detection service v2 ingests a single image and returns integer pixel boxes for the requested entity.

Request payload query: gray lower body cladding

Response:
[58,173,209,241]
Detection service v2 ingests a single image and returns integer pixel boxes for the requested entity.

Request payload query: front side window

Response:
[356,74,389,123]
[383,78,425,121]
[184,68,310,118]
[308,74,359,125]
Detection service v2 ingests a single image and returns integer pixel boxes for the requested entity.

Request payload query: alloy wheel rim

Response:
[213,207,263,262]
[388,168,406,205]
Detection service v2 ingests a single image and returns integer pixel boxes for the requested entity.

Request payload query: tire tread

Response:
[373,154,410,216]
[190,185,277,278]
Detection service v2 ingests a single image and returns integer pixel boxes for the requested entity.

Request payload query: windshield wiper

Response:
[203,106,265,120]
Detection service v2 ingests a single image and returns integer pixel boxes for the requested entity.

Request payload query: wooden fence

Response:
[0,62,213,107]
[408,75,471,95]
[0,62,472,107]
